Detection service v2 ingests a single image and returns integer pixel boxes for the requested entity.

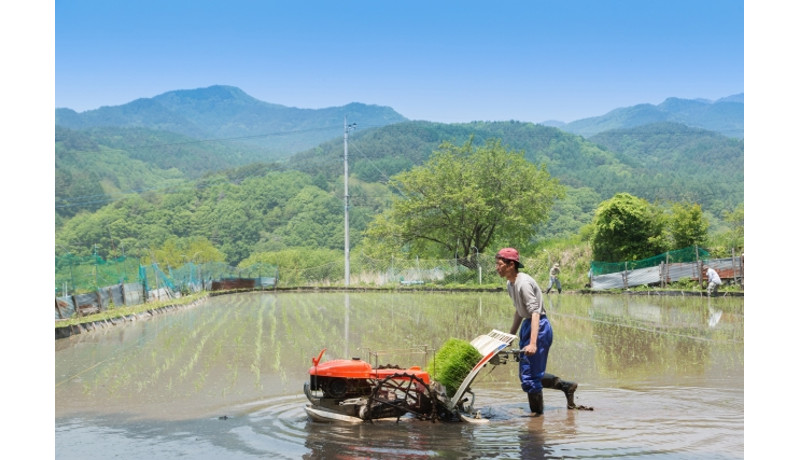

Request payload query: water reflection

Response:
[56,292,744,459]
[343,293,350,358]
[518,417,550,459]
[587,295,743,383]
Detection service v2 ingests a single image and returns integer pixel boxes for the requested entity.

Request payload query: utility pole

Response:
[344,117,356,286]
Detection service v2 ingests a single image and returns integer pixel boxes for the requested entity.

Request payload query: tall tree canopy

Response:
[722,203,744,252]
[364,138,564,261]
[591,193,668,262]
[668,201,709,249]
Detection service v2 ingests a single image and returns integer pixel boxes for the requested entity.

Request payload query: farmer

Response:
[545,262,562,294]
[495,247,578,414]
[703,264,722,296]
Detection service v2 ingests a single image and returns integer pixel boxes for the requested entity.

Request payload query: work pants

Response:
[518,315,553,394]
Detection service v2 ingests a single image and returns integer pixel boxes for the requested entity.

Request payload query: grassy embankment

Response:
[55,292,208,328]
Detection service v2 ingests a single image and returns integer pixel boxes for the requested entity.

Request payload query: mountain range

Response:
[55,86,744,250]
[543,93,743,139]
[56,85,743,159]
[56,85,409,160]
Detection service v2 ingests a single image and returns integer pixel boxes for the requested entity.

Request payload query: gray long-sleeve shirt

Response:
[506,272,546,319]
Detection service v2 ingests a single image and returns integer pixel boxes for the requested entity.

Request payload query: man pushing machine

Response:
[495,247,591,414]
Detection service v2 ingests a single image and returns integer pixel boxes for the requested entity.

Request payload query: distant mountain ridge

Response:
[56,85,408,159]
[54,86,744,225]
[57,86,743,163]
[542,94,743,139]
[55,86,744,253]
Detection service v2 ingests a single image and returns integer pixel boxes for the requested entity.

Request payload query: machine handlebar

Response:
[489,348,524,365]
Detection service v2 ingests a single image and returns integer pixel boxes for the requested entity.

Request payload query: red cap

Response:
[496,248,524,268]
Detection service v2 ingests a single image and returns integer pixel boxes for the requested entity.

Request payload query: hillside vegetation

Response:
[55,87,744,270]
[289,120,742,210]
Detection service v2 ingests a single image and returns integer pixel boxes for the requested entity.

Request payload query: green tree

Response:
[183,237,226,264]
[722,203,744,252]
[147,236,226,267]
[364,137,564,262]
[591,193,667,262]
[239,248,343,285]
[150,237,184,269]
[668,201,709,249]
[275,186,345,248]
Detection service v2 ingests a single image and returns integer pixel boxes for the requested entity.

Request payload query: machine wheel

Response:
[365,373,436,423]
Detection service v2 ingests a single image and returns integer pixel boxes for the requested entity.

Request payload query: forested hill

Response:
[289,120,623,188]
[56,117,743,230]
[285,120,743,213]
[587,122,743,214]
[55,89,744,264]
[55,85,408,159]
[55,124,282,219]
[54,118,743,264]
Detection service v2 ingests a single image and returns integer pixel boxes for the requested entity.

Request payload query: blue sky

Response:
[55,0,743,123]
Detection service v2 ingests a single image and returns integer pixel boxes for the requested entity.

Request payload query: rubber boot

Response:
[541,374,577,409]
[541,373,557,389]
[557,380,578,409]
[527,391,544,415]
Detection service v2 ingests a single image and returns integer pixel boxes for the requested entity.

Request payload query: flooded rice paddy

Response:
[55,292,744,459]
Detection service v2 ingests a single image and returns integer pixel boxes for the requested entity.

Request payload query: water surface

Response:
[55,292,744,459]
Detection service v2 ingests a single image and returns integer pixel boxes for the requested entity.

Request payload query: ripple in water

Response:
[54,385,742,459]
[221,384,742,459]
